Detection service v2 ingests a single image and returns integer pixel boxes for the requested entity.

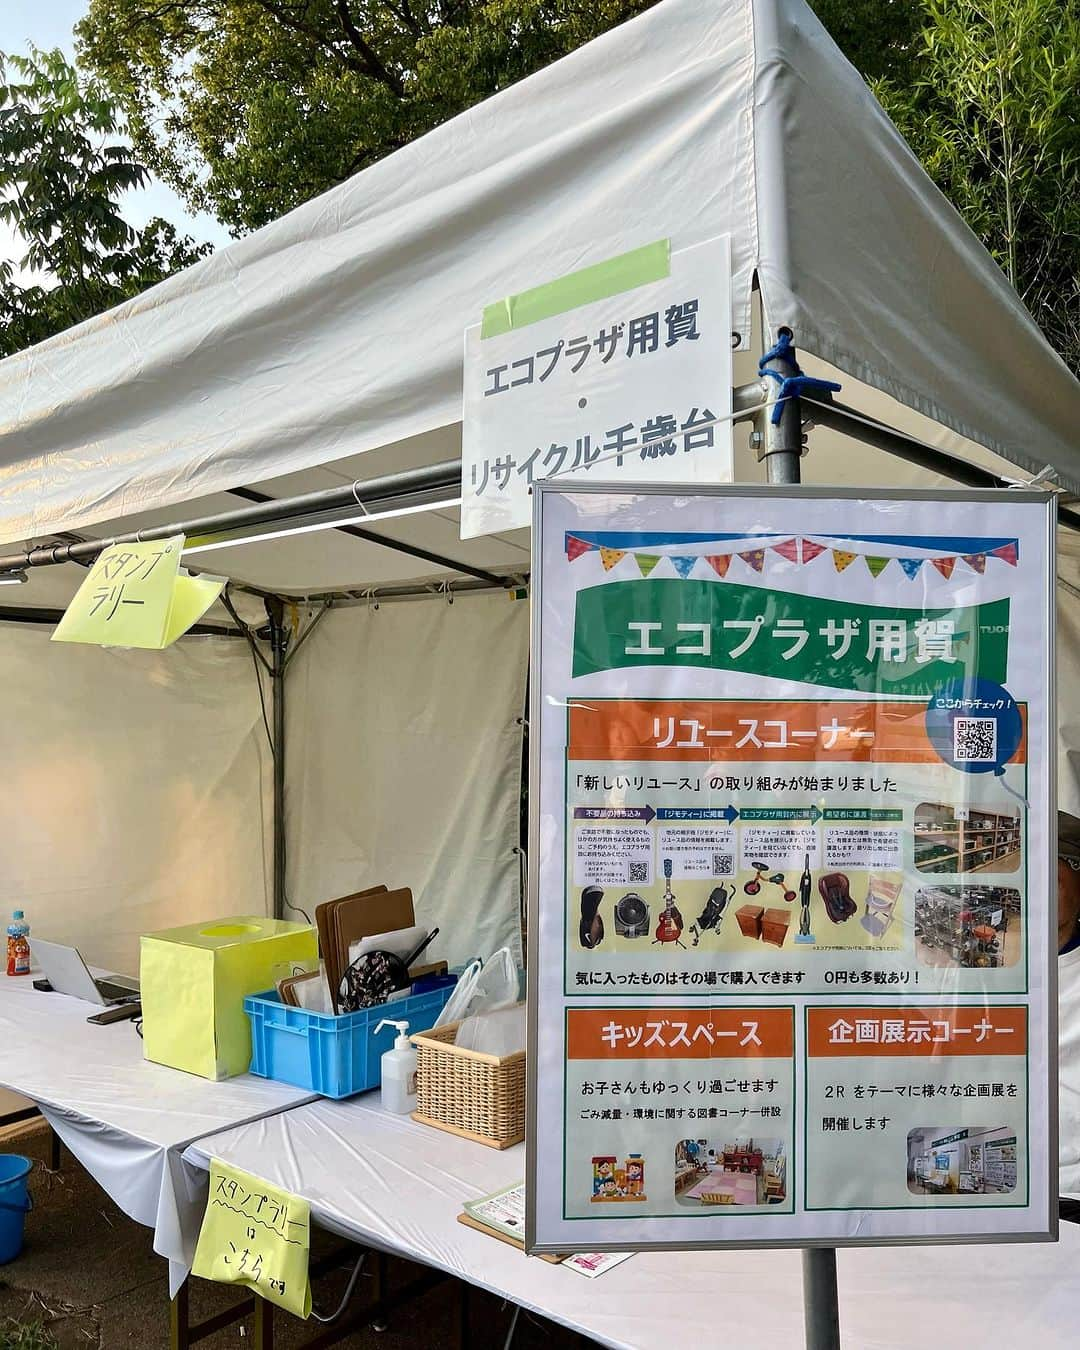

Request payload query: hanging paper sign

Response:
[963,553,987,574]
[192,1159,311,1318]
[772,538,801,563]
[528,483,1054,1255]
[599,547,626,571]
[460,236,733,539]
[51,537,224,649]
[635,554,661,577]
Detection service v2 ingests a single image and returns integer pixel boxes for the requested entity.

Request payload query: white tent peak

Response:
[0,0,1077,549]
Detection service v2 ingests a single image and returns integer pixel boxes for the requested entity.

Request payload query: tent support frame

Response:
[759,329,842,1350]
[267,597,290,921]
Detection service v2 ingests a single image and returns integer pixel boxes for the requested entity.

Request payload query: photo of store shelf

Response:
[913,884,1022,970]
[913,801,1020,875]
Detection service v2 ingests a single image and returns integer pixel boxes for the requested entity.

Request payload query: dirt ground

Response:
[0,1123,589,1349]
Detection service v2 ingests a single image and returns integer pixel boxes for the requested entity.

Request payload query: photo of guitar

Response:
[653,858,685,948]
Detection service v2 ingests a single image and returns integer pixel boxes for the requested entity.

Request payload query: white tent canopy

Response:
[0,0,1078,562]
[0,0,1078,982]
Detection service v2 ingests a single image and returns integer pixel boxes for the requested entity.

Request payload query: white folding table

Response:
[183,1096,1080,1349]
[0,970,314,1293]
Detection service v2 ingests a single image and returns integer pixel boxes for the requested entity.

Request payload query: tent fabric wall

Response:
[0,626,272,974]
[284,594,528,971]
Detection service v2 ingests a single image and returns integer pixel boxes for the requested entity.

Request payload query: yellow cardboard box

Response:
[140,916,318,1080]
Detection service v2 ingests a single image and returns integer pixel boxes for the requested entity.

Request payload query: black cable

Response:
[222,586,313,925]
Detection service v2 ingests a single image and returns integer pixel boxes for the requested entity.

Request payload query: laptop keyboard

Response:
[96,979,138,1001]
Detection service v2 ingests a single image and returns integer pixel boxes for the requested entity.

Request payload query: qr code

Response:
[954,717,997,763]
[628,861,649,883]
[712,853,735,876]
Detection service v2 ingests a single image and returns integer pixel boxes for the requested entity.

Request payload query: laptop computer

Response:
[33,939,140,1006]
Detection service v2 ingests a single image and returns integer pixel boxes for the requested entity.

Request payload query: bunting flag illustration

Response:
[635,553,661,577]
[566,531,1019,584]
[566,534,592,561]
[801,539,827,563]
[772,538,801,563]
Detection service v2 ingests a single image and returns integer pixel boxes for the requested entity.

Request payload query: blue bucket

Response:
[0,1155,33,1264]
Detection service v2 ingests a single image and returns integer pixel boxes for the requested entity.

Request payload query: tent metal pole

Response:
[0,460,464,575]
[803,396,1080,530]
[225,486,510,588]
[759,329,842,1350]
[0,604,242,637]
[266,597,289,922]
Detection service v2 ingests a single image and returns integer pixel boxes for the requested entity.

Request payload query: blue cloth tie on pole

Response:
[758,332,842,424]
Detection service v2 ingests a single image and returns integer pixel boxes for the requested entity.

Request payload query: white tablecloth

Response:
[184,1097,1080,1349]
[0,972,313,1293]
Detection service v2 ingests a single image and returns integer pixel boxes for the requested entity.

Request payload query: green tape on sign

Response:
[572,578,1010,695]
[481,240,670,339]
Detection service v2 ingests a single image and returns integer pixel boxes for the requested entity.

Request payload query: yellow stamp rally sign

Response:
[192,1158,311,1318]
[51,536,224,649]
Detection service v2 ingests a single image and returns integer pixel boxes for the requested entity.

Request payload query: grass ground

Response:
[0,1123,588,1349]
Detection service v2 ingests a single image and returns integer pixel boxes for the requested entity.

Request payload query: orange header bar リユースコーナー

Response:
[567,700,1028,766]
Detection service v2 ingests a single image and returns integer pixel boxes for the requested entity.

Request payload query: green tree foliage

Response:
[875,0,1080,373]
[0,46,208,357]
[72,0,1080,374]
[77,0,655,234]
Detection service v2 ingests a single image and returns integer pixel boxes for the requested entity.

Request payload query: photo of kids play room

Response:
[906,1126,1018,1196]
[673,1136,787,1207]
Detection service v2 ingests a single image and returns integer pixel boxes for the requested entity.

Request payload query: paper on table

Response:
[464,1182,528,1240]
[563,1252,635,1279]
[192,1158,311,1318]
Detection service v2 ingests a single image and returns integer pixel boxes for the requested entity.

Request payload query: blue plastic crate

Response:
[244,983,456,1099]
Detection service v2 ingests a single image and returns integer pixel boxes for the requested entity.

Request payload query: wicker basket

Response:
[410,1014,526,1150]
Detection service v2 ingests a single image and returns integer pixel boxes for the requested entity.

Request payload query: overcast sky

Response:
[1,0,230,276]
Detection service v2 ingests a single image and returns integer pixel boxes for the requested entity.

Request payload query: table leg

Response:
[49,1126,61,1172]
[253,1294,275,1350]
[459,1281,470,1350]
[502,1304,521,1350]
[372,1251,389,1332]
[169,1281,190,1350]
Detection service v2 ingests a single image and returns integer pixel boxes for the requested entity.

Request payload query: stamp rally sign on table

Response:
[527,483,1055,1251]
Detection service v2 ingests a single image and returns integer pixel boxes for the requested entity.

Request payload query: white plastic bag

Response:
[434,947,519,1027]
